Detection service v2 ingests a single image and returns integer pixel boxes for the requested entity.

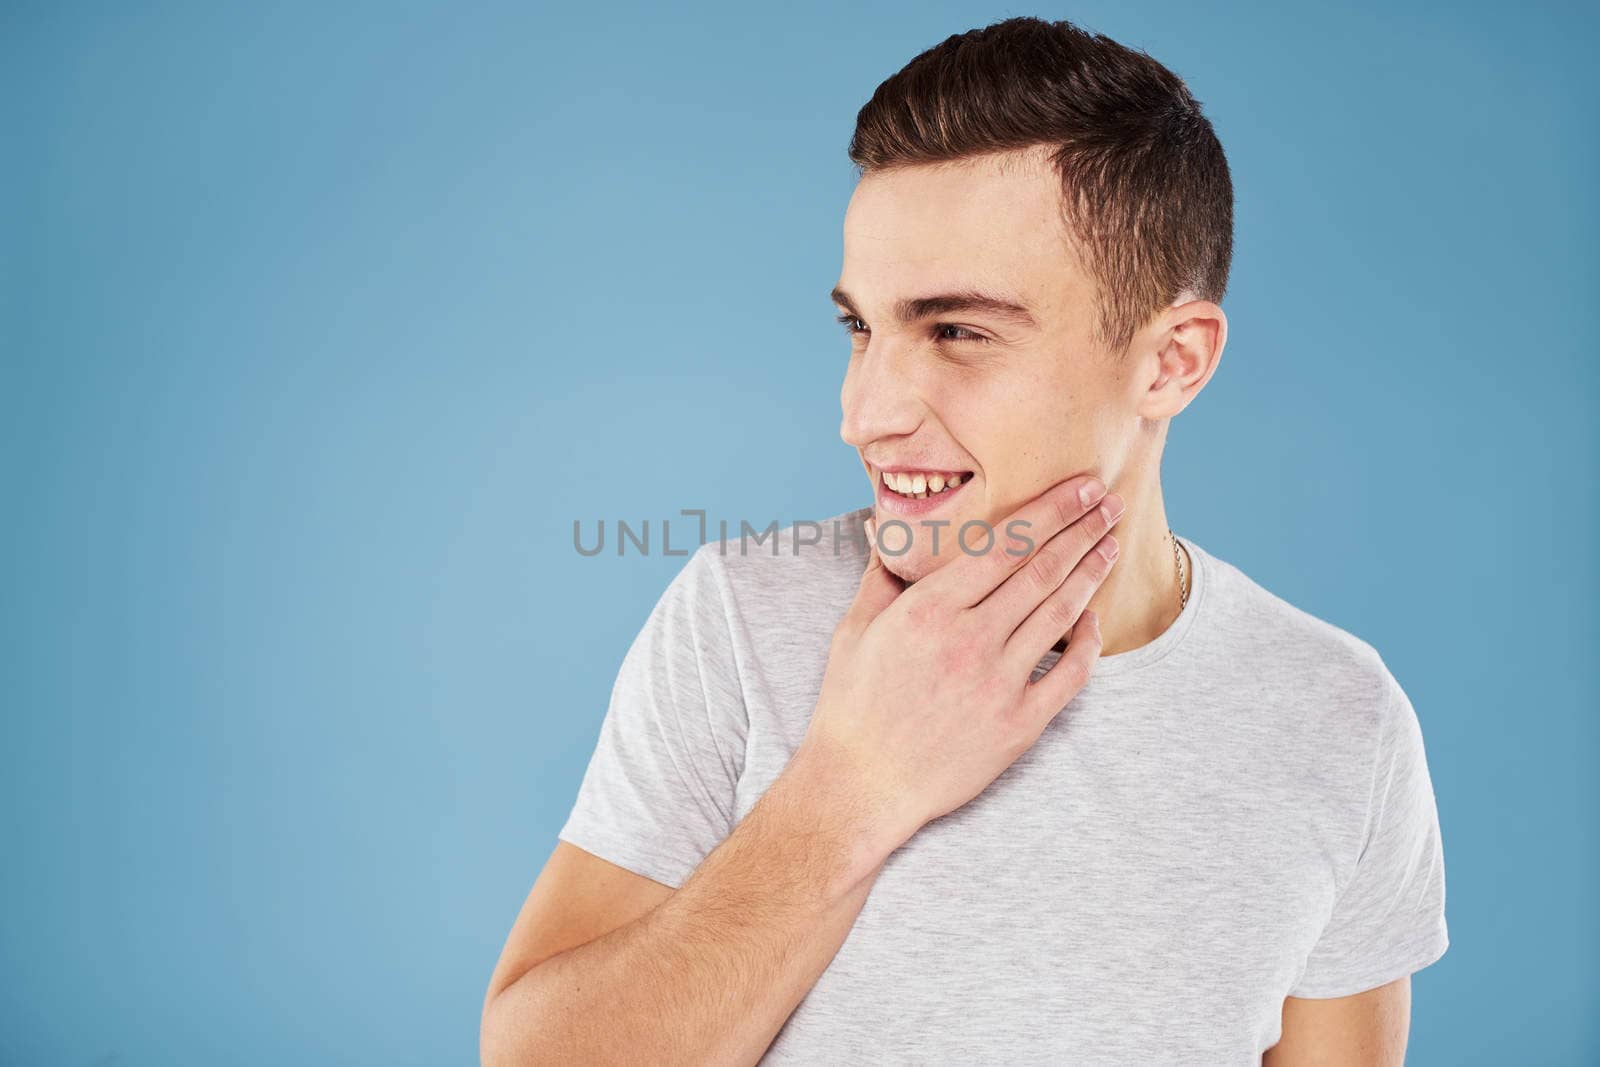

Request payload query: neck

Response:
[1055,475,1187,657]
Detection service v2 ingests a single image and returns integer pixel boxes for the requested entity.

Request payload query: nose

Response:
[839,340,925,449]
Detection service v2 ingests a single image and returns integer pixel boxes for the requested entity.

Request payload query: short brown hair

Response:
[848,17,1233,357]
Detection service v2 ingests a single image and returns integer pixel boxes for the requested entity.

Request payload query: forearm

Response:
[481,746,896,1066]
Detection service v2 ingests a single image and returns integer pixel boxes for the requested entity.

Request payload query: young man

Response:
[482,16,1447,1065]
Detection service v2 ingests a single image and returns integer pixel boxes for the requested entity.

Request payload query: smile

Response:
[879,469,971,500]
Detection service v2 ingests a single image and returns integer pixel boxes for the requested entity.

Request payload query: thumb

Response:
[846,516,903,628]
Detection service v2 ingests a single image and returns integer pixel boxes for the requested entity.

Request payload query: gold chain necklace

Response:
[1169,527,1189,609]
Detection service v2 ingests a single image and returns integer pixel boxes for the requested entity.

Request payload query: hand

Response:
[795,473,1123,854]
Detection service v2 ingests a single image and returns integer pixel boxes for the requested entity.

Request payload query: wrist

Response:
[774,736,910,894]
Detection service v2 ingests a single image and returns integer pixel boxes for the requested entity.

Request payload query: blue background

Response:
[4,1,1595,1063]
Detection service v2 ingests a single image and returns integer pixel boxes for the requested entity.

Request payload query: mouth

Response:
[873,466,975,516]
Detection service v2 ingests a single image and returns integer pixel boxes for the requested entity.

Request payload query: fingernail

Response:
[1078,477,1104,507]
[865,517,877,545]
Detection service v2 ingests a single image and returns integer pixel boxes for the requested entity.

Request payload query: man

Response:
[482,16,1447,1065]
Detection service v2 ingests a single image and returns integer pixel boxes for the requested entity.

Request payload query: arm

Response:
[480,741,898,1067]
[482,475,1119,1063]
[1263,977,1411,1066]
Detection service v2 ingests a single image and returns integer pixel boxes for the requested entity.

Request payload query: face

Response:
[835,146,1146,583]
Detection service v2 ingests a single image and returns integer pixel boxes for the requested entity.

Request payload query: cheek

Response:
[966,385,1070,472]
[974,393,1098,518]
[926,356,1100,502]
[924,370,1016,457]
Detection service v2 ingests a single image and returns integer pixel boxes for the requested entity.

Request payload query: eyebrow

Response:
[829,285,1039,330]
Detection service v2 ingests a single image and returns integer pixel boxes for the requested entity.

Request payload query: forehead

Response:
[839,149,1091,315]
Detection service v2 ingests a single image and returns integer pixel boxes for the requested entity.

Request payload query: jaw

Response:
[868,488,995,583]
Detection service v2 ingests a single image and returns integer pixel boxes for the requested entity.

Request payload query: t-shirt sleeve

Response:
[556,544,749,889]
[1289,668,1449,998]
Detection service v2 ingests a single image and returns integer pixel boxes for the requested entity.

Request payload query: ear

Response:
[1136,298,1227,420]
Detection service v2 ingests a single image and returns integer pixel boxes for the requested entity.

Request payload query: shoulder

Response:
[1186,539,1409,739]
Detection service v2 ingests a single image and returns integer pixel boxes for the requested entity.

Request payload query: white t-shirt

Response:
[558,506,1449,1064]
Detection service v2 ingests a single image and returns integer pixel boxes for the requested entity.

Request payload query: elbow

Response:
[480,971,543,1067]
[479,990,511,1067]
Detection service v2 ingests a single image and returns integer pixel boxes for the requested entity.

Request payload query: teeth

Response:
[880,470,970,497]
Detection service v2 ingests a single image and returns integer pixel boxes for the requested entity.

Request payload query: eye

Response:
[834,314,991,345]
[935,323,990,344]
[835,313,868,337]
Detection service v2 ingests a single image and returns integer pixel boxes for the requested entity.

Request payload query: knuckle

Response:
[1079,527,1111,565]
[1047,594,1082,630]
[1026,554,1059,594]
[1054,491,1079,528]
[987,542,1020,579]
[1056,658,1088,690]
[904,592,942,628]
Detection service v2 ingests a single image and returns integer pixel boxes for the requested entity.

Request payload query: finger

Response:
[979,492,1123,631]
[841,515,903,634]
[1004,529,1117,672]
[1019,608,1102,727]
[915,473,1109,609]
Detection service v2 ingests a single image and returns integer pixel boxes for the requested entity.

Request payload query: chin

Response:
[874,536,965,585]
[880,552,931,585]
